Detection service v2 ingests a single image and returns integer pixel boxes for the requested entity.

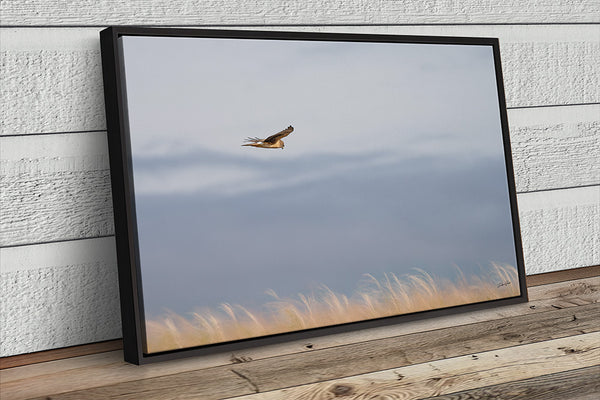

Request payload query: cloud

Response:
[133,149,407,196]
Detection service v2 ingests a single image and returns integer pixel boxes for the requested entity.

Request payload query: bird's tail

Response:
[242,137,263,146]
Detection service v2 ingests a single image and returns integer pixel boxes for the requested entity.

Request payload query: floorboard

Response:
[421,365,600,400]
[229,333,599,400]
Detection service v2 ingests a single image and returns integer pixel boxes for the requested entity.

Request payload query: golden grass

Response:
[145,263,520,353]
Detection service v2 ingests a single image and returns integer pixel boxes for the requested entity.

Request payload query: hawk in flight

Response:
[242,126,294,149]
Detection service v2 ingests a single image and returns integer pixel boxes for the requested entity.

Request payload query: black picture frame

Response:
[100,26,527,365]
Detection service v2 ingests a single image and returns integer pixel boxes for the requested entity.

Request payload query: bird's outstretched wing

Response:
[263,126,294,144]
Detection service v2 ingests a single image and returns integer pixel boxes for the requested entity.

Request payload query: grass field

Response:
[145,263,520,353]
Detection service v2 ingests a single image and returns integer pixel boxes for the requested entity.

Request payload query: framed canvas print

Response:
[100,27,527,364]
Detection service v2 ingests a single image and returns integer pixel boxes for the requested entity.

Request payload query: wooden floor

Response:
[1,274,599,400]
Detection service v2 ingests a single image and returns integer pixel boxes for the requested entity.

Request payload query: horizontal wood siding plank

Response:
[24,304,600,399]
[509,104,600,192]
[523,201,599,272]
[518,186,600,274]
[1,25,599,135]
[231,335,600,400]
[0,165,113,246]
[0,48,106,136]
[1,275,597,392]
[0,245,121,356]
[2,0,599,25]
[0,236,117,273]
[0,132,113,246]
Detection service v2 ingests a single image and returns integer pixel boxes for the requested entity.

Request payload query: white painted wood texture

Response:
[2,0,599,25]
[518,186,600,274]
[2,25,599,135]
[1,2,598,356]
[0,238,121,356]
[0,132,113,246]
[509,104,600,192]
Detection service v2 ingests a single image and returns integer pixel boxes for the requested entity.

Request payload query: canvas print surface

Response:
[118,35,521,354]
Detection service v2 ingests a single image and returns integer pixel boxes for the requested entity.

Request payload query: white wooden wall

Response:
[1,1,598,357]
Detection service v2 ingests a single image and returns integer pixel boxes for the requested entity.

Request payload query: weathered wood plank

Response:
[2,114,598,250]
[527,265,600,287]
[0,339,122,370]
[2,0,599,25]
[230,334,600,400]
[420,365,600,400]
[15,304,598,400]
[1,25,598,135]
[2,279,597,397]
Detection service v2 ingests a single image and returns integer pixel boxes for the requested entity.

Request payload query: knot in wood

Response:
[330,384,354,396]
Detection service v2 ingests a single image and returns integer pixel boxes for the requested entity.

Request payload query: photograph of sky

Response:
[118,34,519,351]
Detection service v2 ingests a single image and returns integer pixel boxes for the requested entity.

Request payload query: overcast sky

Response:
[119,35,517,318]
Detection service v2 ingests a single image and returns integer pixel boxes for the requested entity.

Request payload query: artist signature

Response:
[497,281,512,288]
